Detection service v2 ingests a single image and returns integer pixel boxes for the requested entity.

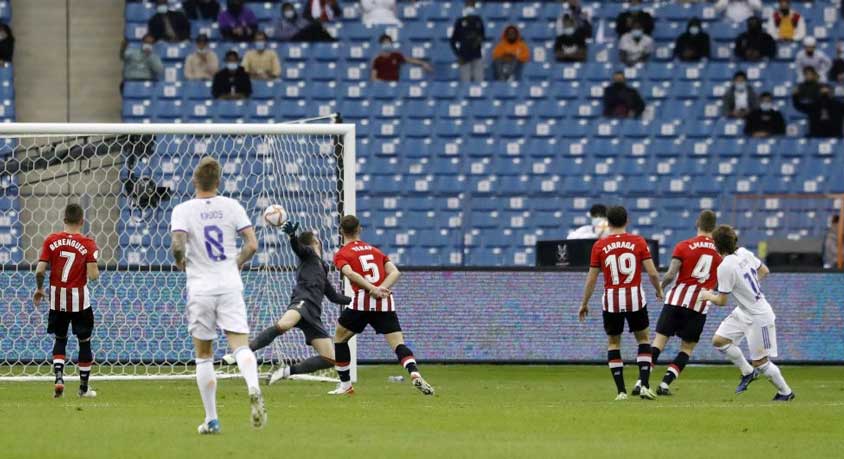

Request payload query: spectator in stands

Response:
[830,42,844,85]
[602,71,646,118]
[767,0,805,42]
[361,0,399,26]
[212,51,252,99]
[242,32,281,80]
[794,84,844,138]
[744,92,786,137]
[0,24,14,65]
[450,0,485,82]
[554,14,587,63]
[183,0,221,21]
[371,34,432,82]
[824,215,841,268]
[567,204,609,240]
[305,0,341,23]
[148,0,191,43]
[722,71,758,118]
[218,0,258,42]
[618,21,653,66]
[714,0,762,24]
[674,18,710,62]
[735,16,777,61]
[492,25,531,81]
[556,0,592,38]
[792,66,824,109]
[615,0,653,37]
[795,37,832,83]
[276,2,336,42]
[184,33,218,80]
[121,35,164,84]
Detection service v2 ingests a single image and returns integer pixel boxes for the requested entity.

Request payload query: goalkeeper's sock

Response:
[249,325,282,352]
[394,344,420,377]
[334,342,352,383]
[78,339,93,392]
[662,352,690,387]
[637,344,652,389]
[233,346,261,393]
[608,349,626,394]
[195,358,218,423]
[53,336,67,382]
[290,356,334,376]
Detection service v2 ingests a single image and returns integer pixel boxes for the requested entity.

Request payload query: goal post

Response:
[0,122,357,381]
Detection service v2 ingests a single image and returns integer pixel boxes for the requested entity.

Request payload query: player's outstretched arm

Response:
[33,261,48,305]
[282,221,315,260]
[756,264,770,282]
[324,280,352,305]
[643,259,664,301]
[236,227,259,269]
[578,267,600,321]
[699,289,728,306]
[171,231,188,271]
[660,258,682,291]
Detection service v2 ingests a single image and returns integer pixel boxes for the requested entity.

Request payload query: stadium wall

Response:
[1,269,842,364]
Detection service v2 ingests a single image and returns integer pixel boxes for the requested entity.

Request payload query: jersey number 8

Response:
[604,253,636,285]
[203,225,227,261]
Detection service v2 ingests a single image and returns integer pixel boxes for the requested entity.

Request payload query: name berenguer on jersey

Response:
[49,238,89,255]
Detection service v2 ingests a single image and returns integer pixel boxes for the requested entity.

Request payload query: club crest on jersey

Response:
[601,241,635,254]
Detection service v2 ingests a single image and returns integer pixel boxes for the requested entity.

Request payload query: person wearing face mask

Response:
[148,0,191,43]
[121,34,164,85]
[371,34,433,82]
[735,16,777,61]
[674,17,710,62]
[212,51,252,100]
[615,0,653,37]
[554,14,587,63]
[304,0,341,23]
[567,204,610,240]
[276,2,336,42]
[218,0,258,42]
[556,0,592,38]
[767,0,805,42]
[184,34,219,80]
[722,71,758,119]
[0,23,14,65]
[492,25,531,81]
[618,21,654,66]
[714,0,762,24]
[795,37,831,83]
[183,0,221,21]
[744,92,786,137]
[450,0,486,82]
[361,0,399,26]
[794,84,844,138]
[241,32,282,80]
[602,71,646,118]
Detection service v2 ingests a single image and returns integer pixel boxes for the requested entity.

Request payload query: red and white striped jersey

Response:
[39,232,98,312]
[333,240,395,312]
[590,233,652,313]
[665,235,722,314]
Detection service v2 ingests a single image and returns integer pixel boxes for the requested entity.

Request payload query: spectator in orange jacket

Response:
[492,25,530,81]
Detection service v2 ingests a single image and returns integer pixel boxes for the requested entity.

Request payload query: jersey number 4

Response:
[691,254,713,283]
[358,254,381,283]
[604,253,636,285]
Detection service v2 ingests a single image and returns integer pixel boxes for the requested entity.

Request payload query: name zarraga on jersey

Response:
[601,241,636,254]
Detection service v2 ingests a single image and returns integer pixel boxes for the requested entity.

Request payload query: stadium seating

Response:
[116,1,844,266]
[0,1,17,264]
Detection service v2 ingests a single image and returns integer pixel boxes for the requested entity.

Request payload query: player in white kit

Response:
[170,157,268,433]
[699,225,795,401]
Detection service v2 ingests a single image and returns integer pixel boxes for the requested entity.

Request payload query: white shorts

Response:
[715,308,778,360]
[187,291,249,341]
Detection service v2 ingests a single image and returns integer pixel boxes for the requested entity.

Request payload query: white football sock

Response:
[195,358,218,423]
[717,344,754,376]
[758,361,792,395]
[234,346,261,394]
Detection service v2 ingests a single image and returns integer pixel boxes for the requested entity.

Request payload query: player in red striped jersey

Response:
[33,203,100,398]
[578,206,663,401]
[329,215,434,396]
[633,210,721,396]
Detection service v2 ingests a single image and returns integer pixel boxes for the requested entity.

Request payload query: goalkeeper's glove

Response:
[281,220,299,236]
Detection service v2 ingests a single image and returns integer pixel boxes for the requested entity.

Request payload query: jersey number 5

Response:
[604,253,636,285]
[359,254,381,283]
[691,254,713,283]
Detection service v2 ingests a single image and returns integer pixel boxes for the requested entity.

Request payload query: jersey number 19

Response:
[604,253,636,285]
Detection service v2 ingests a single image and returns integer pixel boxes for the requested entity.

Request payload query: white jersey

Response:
[715,247,773,316]
[170,195,252,296]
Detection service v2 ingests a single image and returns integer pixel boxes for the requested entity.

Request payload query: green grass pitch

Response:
[2,365,843,459]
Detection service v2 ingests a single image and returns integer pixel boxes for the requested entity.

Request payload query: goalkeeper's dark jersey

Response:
[288,233,351,310]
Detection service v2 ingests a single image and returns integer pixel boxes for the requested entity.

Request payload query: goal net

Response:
[0,122,356,381]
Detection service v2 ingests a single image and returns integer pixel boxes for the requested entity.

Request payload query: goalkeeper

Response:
[224,221,351,383]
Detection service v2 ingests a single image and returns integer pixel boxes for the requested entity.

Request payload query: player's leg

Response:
[747,322,793,401]
[330,321,358,395]
[268,317,334,384]
[634,305,674,394]
[603,311,627,399]
[657,340,696,395]
[223,307,303,364]
[713,310,756,393]
[47,310,70,398]
[188,294,221,434]
[629,308,655,400]
[219,292,266,429]
[72,308,96,398]
[658,309,705,395]
[381,323,434,395]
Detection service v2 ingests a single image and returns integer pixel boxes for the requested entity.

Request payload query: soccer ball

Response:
[263,205,287,227]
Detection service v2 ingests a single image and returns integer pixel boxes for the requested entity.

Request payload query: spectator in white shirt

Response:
[618,21,653,66]
[714,0,762,24]
[795,37,832,83]
[361,0,399,26]
[184,34,219,80]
